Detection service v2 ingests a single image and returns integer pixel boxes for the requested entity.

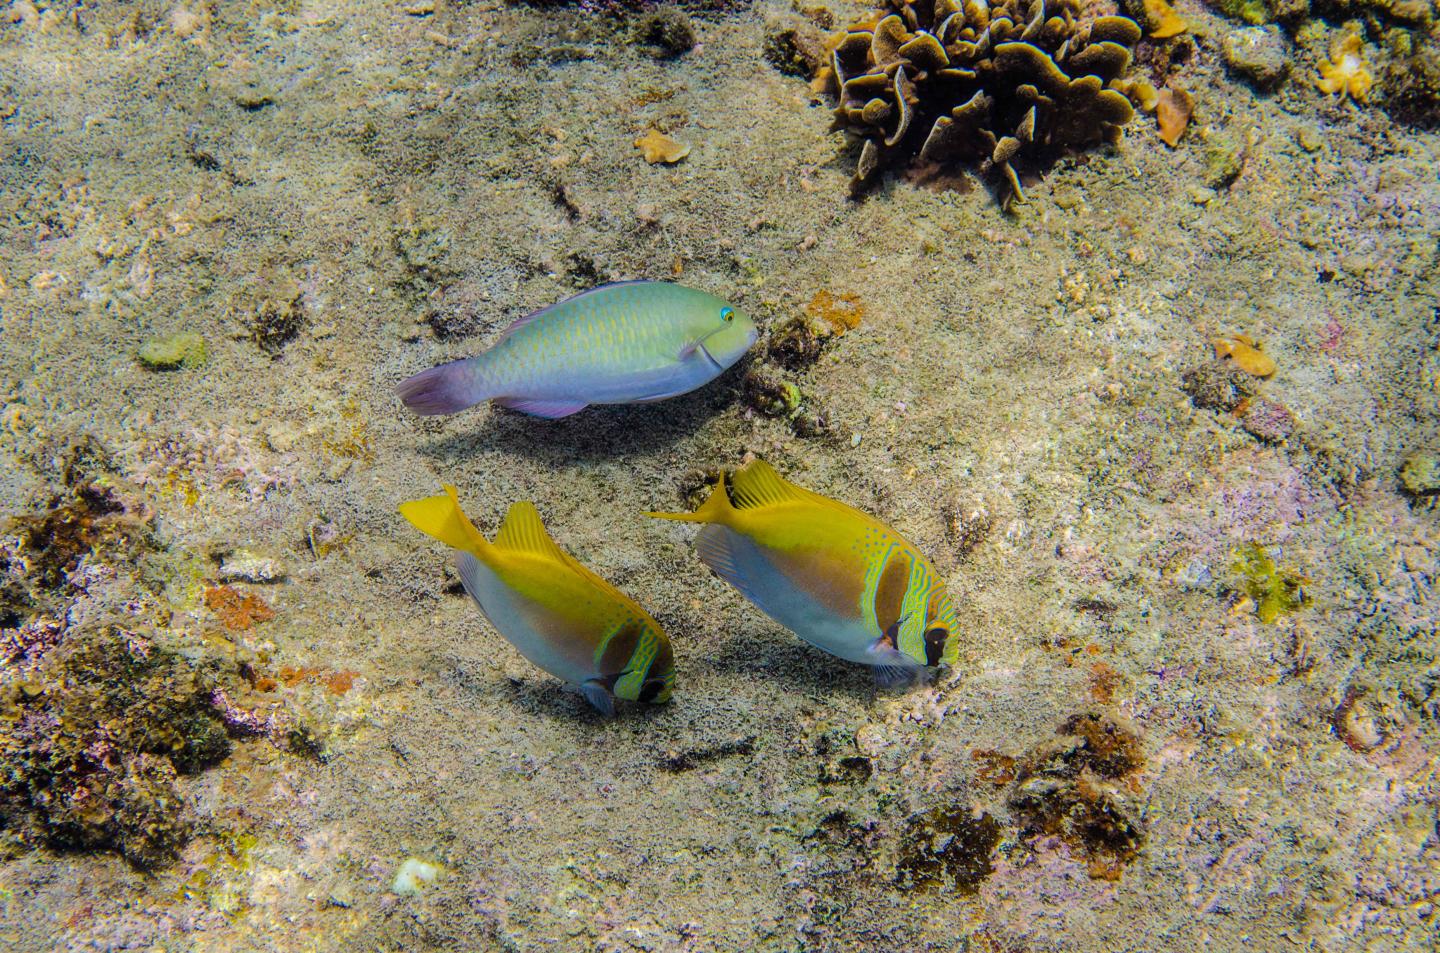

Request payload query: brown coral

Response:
[825,0,1140,205]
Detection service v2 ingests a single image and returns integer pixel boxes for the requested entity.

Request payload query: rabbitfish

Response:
[648,460,959,685]
[401,486,674,715]
[397,281,757,419]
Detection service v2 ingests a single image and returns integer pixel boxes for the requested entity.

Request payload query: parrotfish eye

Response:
[720,307,734,323]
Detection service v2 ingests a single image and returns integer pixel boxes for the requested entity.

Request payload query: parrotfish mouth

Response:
[692,339,726,373]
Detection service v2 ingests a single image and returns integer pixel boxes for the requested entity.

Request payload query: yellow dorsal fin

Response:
[494,501,567,559]
[399,485,493,556]
[497,502,641,607]
[729,459,810,510]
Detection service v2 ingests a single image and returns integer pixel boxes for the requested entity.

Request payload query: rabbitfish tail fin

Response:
[644,473,735,525]
[396,357,491,416]
[399,485,493,558]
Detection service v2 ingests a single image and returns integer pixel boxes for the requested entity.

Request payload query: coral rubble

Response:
[824,0,1141,204]
[0,622,232,867]
[1008,712,1146,880]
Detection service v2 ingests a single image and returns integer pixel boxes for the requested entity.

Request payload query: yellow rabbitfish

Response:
[400,487,673,716]
[648,460,959,685]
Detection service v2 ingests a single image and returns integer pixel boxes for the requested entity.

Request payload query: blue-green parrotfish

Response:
[401,486,674,716]
[397,281,758,419]
[648,460,960,685]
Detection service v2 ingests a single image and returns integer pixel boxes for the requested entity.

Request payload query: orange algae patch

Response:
[634,129,690,164]
[1155,86,1192,147]
[204,585,274,630]
[1088,661,1123,703]
[805,289,864,334]
[1142,0,1187,39]
[1317,32,1373,101]
[971,749,1018,786]
[1213,333,1277,377]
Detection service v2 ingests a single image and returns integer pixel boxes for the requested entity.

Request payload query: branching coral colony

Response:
[823,0,1142,206]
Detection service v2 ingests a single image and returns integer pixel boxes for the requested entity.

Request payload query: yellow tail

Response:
[399,484,493,556]
[645,473,735,525]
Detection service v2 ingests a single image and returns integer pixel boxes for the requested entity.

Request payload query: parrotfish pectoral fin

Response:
[397,360,488,416]
[580,678,617,718]
[399,485,492,556]
[494,397,589,419]
[644,473,734,524]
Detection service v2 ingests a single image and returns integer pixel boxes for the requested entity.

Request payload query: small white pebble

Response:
[850,432,863,448]
[392,857,441,895]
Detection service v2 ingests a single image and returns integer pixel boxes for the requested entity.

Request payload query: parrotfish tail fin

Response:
[399,485,492,557]
[644,472,735,525]
[396,359,488,416]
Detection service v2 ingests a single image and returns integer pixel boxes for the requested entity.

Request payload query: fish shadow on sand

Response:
[415,374,747,466]
[700,634,879,702]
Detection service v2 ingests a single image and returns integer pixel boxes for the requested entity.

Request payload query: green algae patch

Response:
[138,331,207,370]
[1233,542,1310,623]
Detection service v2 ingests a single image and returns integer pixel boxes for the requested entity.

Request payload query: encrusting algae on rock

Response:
[1317,30,1374,102]
[634,128,690,164]
[1155,85,1192,147]
[1213,333,1277,377]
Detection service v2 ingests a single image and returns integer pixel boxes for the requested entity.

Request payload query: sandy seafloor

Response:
[1,0,1438,950]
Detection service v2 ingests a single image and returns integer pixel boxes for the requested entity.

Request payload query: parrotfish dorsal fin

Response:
[494,501,567,559]
[729,460,812,510]
[400,485,493,556]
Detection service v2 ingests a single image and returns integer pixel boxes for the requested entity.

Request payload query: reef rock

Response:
[1222,25,1292,91]
[824,0,1141,204]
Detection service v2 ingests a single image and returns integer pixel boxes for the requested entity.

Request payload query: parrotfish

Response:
[397,281,757,419]
[401,486,674,715]
[648,460,959,685]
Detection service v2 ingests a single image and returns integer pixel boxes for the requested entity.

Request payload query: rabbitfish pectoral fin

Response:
[581,679,617,717]
[865,637,927,689]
